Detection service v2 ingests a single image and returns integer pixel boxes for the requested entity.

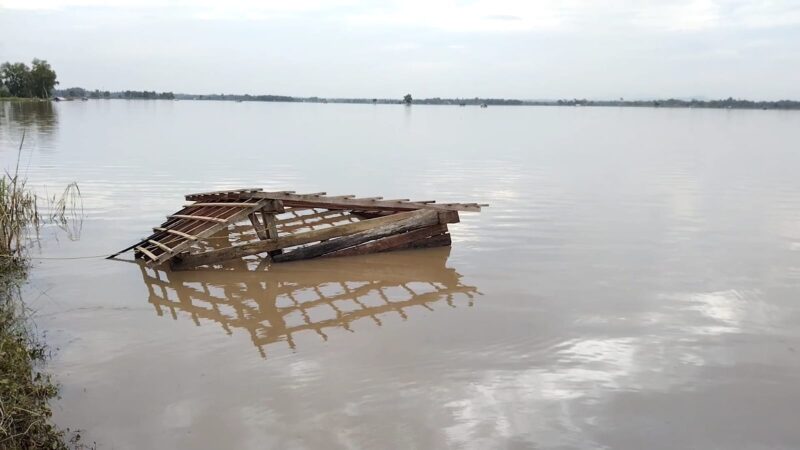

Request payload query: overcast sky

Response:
[1,0,799,99]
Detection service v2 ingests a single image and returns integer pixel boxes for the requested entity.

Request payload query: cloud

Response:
[3,0,800,32]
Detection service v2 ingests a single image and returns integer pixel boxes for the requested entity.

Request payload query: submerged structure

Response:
[111,189,486,269]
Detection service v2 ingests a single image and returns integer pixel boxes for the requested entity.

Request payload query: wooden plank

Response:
[184,191,483,212]
[153,227,199,241]
[183,202,263,208]
[168,214,228,223]
[187,188,262,197]
[271,212,441,262]
[148,239,173,253]
[320,224,448,258]
[136,246,158,261]
[263,210,282,257]
[171,209,444,269]
[275,209,344,226]
[279,212,358,233]
[248,212,267,240]
[263,211,280,239]
[400,231,451,250]
[124,201,269,266]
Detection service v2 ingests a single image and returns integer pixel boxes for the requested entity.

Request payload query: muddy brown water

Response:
[2,100,800,449]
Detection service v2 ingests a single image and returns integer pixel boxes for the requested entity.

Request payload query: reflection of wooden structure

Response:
[139,249,480,358]
[111,189,485,269]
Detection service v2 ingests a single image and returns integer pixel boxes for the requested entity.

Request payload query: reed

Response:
[0,133,89,449]
[0,132,40,267]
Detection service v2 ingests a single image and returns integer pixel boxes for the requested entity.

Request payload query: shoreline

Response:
[11,96,800,111]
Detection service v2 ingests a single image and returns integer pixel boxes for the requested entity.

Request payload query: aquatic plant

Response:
[0,132,40,265]
[48,182,83,241]
[0,133,89,449]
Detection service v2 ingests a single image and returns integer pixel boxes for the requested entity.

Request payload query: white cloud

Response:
[3,0,799,31]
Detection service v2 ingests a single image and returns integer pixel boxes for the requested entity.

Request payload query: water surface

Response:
[2,100,800,449]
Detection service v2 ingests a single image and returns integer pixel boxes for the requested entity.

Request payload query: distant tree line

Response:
[552,97,800,110]
[173,93,295,102]
[0,59,58,98]
[53,87,175,100]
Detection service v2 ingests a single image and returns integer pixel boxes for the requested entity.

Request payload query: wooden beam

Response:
[262,209,282,257]
[248,212,268,240]
[272,211,442,262]
[183,202,263,208]
[171,209,446,269]
[185,191,483,212]
[185,188,262,198]
[168,214,228,223]
[319,224,449,258]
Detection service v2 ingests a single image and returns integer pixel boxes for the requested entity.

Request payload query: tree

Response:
[0,59,58,98]
[403,93,412,105]
[28,59,58,98]
[0,62,31,97]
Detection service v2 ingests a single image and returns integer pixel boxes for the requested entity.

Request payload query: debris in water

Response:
[110,188,486,269]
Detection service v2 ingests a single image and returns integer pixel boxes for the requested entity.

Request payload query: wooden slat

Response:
[278,213,358,233]
[153,227,199,241]
[133,201,268,266]
[136,246,158,261]
[188,188,262,197]
[275,209,345,226]
[168,214,228,223]
[148,239,173,253]
[183,202,263,208]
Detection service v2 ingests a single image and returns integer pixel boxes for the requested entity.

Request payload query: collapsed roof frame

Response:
[110,188,486,270]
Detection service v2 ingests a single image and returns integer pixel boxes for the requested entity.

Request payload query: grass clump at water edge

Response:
[0,133,88,449]
[0,265,66,449]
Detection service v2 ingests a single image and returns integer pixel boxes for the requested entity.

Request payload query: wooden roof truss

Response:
[111,188,486,269]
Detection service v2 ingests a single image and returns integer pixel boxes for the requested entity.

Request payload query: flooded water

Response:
[2,100,800,449]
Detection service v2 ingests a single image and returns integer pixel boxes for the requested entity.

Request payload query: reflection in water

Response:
[139,248,480,358]
[0,101,59,149]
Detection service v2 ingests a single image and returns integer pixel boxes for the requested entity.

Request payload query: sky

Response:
[1,0,799,99]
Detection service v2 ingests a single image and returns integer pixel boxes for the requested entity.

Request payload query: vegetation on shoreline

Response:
[54,87,175,100]
[4,57,796,110]
[0,263,70,449]
[0,135,85,449]
[69,88,800,110]
[0,59,58,99]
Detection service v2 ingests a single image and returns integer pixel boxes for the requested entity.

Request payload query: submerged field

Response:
[2,100,800,448]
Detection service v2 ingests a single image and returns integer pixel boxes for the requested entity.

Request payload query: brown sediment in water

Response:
[8,101,800,449]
